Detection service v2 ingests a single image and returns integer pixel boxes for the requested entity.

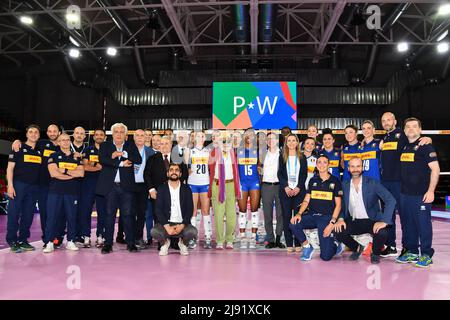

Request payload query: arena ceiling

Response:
[0,1,449,70]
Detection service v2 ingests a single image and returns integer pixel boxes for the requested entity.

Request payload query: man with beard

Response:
[151,163,197,256]
[379,112,432,258]
[144,135,188,250]
[334,157,396,264]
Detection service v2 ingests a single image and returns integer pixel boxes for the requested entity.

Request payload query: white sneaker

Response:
[43,242,54,253]
[179,239,189,256]
[249,239,256,249]
[66,241,79,251]
[216,243,224,250]
[159,239,170,256]
[188,239,197,249]
[83,236,91,248]
[96,236,104,248]
[240,238,248,249]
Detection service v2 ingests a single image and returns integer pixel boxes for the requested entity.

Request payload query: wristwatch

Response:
[330,219,336,225]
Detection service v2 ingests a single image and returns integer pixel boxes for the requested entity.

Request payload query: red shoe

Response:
[362,242,372,256]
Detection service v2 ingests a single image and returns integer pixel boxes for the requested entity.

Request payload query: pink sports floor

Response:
[1,214,449,300]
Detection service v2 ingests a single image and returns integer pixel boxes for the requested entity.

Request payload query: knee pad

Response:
[238,212,247,229]
[251,212,259,228]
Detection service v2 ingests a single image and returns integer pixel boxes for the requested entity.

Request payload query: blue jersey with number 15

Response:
[237,147,259,182]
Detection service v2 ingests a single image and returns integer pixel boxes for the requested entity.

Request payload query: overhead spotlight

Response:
[69,36,80,47]
[437,42,449,53]
[20,16,33,25]
[66,5,81,29]
[437,30,448,42]
[147,10,160,29]
[438,4,450,15]
[66,13,80,23]
[397,42,409,53]
[68,48,80,58]
[106,47,117,56]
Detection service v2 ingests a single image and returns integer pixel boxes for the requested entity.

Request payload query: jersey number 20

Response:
[196,165,206,174]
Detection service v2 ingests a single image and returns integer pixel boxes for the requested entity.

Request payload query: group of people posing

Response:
[5,112,440,268]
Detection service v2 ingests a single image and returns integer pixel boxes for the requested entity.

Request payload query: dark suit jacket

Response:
[144,153,188,192]
[155,182,193,225]
[340,176,396,225]
[96,140,142,196]
[277,154,308,194]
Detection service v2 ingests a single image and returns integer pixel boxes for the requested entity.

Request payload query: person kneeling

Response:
[289,155,344,261]
[334,157,396,264]
[151,163,198,256]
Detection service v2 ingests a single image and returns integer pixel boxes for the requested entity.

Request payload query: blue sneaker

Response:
[415,255,433,268]
[335,242,345,256]
[395,252,419,264]
[300,246,314,261]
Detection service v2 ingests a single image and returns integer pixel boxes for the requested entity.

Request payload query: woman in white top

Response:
[302,137,317,190]
[277,133,308,252]
[186,131,212,249]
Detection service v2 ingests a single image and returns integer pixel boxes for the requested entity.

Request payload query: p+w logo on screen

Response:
[212,82,297,129]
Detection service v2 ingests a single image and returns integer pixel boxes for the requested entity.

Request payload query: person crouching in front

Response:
[151,163,198,256]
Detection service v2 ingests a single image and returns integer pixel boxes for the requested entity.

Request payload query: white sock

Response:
[190,216,197,228]
[251,232,256,240]
[240,232,246,239]
[203,215,212,239]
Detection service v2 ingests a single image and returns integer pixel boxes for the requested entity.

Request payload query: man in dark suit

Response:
[96,123,142,254]
[151,163,197,256]
[144,135,188,250]
[334,157,396,264]
[144,135,188,209]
